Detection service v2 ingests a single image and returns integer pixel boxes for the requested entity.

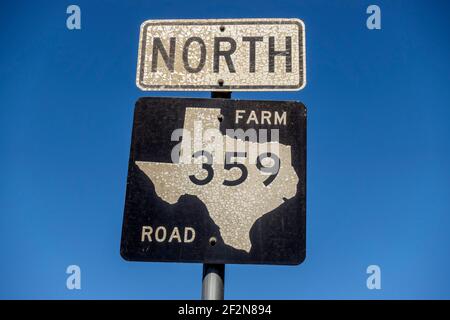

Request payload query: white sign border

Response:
[136,18,306,92]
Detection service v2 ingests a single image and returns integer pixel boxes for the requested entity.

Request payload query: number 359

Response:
[189,151,280,187]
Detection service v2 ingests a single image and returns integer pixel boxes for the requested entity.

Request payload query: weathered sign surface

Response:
[136,19,306,91]
[120,97,306,265]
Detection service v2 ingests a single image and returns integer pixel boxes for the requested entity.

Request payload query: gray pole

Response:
[202,264,225,300]
[201,90,230,300]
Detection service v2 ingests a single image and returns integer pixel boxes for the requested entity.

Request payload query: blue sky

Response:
[0,0,449,299]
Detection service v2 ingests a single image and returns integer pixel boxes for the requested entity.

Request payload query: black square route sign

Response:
[120,97,306,265]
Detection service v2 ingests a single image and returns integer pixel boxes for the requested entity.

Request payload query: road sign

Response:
[136,18,306,91]
[120,97,306,265]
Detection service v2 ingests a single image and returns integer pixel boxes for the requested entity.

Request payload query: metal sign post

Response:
[202,264,225,300]
[201,91,230,300]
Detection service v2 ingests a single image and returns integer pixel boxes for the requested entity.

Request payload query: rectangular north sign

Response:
[136,18,306,91]
[120,97,306,265]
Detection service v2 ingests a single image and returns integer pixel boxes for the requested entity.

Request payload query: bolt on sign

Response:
[120,97,306,264]
[136,18,306,91]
